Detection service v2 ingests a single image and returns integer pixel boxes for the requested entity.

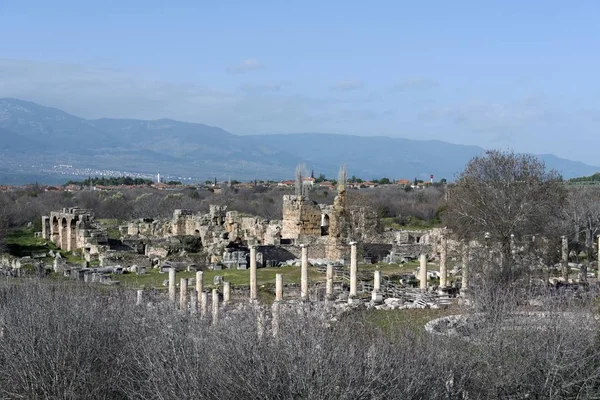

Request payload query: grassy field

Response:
[5,228,84,264]
[110,261,426,290]
[366,305,460,335]
[111,264,327,290]
[97,219,122,240]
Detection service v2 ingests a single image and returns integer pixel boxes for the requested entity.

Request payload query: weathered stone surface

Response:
[42,207,108,255]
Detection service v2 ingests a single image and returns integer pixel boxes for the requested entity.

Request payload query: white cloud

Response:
[226,58,264,74]
[0,58,345,134]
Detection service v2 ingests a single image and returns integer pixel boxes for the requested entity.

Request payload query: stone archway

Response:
[52,216,60,245]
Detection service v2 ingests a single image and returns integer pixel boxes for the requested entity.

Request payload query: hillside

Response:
[0,98,598,183]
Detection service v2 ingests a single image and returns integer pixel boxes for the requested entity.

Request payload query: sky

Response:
[1,1,599,164]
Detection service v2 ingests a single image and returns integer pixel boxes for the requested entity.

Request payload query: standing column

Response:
[201,291,208,319]
[212,288,219,324]
[349,242,358,298]
[250,245,257,301]
[223,281,231,305]
[461,241,469,292]
[371,270,383,304]
[300,244,309,301]
[168,267,176,303]
[326,264,334,300]
[275,273,283,302]
[419,253,427,290]
[196,270,204,305]
[136,289,143,306]
[561,235,569,281]
[179,278,188,311]
[439,231,448,288]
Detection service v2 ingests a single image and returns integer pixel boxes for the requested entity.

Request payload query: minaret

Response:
[157,172,161,183]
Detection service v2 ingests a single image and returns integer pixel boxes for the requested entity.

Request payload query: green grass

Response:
[5,227,84,263]
[366,305,460,335]
[111,264,328,290]
[110,262,428,291]
[97,219,122,240]
[5,228,49,257]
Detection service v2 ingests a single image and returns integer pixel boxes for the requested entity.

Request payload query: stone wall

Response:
[281,195,322,239]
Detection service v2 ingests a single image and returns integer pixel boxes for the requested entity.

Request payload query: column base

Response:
[348,297,361,305]
[347,296,361,305]
[371,291,383,304]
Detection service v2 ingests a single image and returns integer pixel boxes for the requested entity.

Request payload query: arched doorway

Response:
[321,213,330,236]
[52,216,60,245]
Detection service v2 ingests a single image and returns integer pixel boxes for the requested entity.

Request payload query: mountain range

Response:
[0,98,597,184]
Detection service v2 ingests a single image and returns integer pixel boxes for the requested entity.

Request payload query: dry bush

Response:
[0,277,599,398]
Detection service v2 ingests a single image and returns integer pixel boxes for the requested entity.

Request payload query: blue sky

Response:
[1,1,599,164]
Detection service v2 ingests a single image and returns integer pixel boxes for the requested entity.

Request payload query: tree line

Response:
[66,176,154,187]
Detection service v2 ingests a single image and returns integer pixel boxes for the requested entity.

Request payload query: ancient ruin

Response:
[42,208,108,259]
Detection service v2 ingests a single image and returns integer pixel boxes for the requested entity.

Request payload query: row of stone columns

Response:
[163,268,230,324]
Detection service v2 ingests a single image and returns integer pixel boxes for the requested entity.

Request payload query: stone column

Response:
[223,281,231,305]
[371,270,383,303]
[168,268,176,303]
[373,270,381,291]
[439,231,448,288]
[326,264,334,300]
[250,245,257,301]
[196,270,204,305]
[300,244,309,301]
[461,241,469,291]
[201,291,208,319]
[349,242,358,298]
[275,273,283,302]
[212,288,219,324]
[419,253,427,290]
[179,278,188,311]
[561,235,569,281]
[136,289,143,306]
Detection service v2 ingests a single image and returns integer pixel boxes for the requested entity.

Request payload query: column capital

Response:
[300,243,309,248]
[349,241,358,246]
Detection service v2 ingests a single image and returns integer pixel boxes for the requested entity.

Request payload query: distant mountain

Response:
[0,98,598,184]
[247,133,486,181]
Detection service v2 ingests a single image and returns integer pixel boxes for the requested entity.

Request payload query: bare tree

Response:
[443,150,567,282]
